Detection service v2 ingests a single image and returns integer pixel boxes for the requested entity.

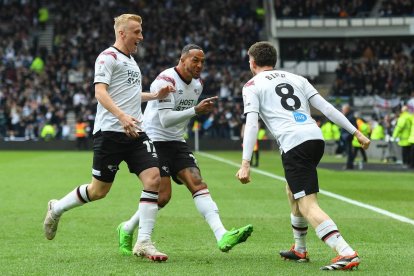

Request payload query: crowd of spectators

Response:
[274,0,413,18]
[2,0,414,142]
[379,0,414,17]
[280,38,414,61]
[332,46,414,97]
[278,37,414,98]
[0,0,262,141]
[274,0,377,18]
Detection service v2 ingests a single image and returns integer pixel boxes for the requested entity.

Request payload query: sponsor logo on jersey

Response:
[95,73,105,77]
[178,89,183,94]
[126,70,141,86]
[175,99,196,111]
[293,111,307,123]
[123,62,128,66]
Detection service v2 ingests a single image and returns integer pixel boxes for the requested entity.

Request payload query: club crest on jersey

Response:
[194,89,201,95]
[293,111,307,123]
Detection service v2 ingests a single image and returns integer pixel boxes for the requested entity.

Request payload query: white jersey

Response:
[93,46,143,134]
[143,67,203,141]
[242,70,323,153]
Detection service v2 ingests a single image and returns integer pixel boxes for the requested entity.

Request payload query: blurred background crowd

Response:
[0,0,413,152]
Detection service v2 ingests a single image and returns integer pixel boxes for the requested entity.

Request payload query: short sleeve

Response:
[94,52,116,85]
[242,79,260,114]
[150,75,176,110]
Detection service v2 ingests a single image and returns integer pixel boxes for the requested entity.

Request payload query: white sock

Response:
[291,213,308,253]
[123,206,163,234]
[53,184,90,217]
[123,209,141,234]
[315,219,355,256]
[193,189,227,241]
[137,190,158,242]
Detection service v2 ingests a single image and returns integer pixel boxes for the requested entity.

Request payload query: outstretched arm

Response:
[309,94,370,149]
[159,96,218,128]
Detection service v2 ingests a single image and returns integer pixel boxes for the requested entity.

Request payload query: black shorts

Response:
[281,140,324,199]
[153,141,199,184]
[92,131,159,183]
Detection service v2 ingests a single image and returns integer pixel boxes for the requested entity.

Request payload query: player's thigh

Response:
[125,134,160,189]
[282,140,324,199]
[152,142,174,181]
[92,132,124,183]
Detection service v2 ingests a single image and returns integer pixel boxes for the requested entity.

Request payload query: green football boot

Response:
[217,224,253,252]
[117,222,133,256]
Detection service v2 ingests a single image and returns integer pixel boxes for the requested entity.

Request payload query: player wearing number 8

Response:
[236,41,371,271]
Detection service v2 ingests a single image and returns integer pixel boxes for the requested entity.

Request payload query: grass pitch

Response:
[0,150,413,275]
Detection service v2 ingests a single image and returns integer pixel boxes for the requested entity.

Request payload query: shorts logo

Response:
[107,165,119,172]
[293,111,307,123]
[293,190,306,199]
[92,169,101,176]
[189,154,198,165]
[162,166,170,174]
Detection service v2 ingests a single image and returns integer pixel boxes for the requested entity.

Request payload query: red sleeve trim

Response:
[156,75,176,86]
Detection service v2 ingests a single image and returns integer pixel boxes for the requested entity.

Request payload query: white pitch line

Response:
[198,151,414,226]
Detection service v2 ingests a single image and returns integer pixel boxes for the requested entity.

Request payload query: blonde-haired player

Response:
[43,14,174,262]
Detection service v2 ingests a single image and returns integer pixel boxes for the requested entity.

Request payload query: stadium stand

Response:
[0,0,413,152]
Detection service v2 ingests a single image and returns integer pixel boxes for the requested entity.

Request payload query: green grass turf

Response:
[0,150,413,275]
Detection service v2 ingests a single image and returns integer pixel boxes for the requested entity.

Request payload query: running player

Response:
[236,41,370,271]
[117,44,253,256]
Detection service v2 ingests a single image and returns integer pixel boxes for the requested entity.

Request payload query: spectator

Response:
[40,122,56,141]
[392,105,412,167]
[352,117,370,166]
[341,104,357,169]
[75,118,88,150]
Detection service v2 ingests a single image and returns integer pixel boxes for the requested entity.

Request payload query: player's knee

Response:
[192,180,207,192]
